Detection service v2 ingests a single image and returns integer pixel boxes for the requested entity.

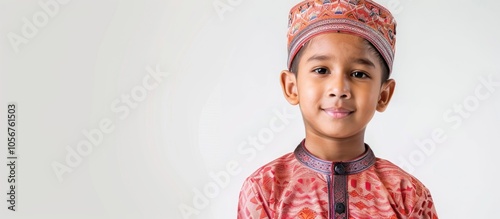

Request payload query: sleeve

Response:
[408,187,438,219]
[237,177,271,219]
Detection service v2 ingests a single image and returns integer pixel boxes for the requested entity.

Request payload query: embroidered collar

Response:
[294,139,376,175]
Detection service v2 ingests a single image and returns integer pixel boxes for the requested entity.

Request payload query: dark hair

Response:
[364,40,390,83]
[289,39,390,83]
[289,41,309,75]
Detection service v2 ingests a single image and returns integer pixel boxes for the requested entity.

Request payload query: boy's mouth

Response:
[322,107,353,119]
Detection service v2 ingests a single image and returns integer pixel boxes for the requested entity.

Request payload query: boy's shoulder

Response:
[245,152,297,181]
[373,157,432,198]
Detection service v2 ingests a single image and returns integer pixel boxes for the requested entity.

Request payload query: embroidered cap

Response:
[287,0,397,73]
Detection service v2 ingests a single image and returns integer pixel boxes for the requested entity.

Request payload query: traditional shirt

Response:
[238,140,438,219]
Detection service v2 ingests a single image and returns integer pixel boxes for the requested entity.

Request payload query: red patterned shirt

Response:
[238,140,438,219]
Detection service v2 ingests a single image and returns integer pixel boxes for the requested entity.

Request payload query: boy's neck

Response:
[304,130,366,162]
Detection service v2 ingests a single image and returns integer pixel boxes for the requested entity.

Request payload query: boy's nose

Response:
[328,77,351,99]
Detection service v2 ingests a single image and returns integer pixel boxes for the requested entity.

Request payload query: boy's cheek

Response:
[300,90,322,103]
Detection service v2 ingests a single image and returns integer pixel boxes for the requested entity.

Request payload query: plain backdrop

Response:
[1,0,500,218]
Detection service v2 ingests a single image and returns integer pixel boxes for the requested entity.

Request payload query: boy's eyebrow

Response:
[306,54,376,68]
[352,57,376,68]
[306,54,332,62]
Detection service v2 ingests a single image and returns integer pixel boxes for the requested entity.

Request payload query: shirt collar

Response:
[294,139,376,175]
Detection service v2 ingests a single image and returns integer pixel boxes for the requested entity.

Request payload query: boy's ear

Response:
[280,70,299,105]
[376,79,396,112]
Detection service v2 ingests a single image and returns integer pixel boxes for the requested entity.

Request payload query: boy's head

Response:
[280,0,397,139]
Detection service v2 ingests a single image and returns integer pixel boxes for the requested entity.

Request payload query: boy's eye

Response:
[351,71,368,78]
[313,68,328,74]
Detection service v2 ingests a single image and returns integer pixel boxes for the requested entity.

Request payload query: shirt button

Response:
[335,203,345,214]
[334,163,345,175]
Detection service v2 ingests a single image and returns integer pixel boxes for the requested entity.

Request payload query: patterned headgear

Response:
[287,0,397,73]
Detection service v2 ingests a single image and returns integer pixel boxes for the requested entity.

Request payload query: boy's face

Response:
[281,33,395,140]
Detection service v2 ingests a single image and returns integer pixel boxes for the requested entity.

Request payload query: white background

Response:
[1,0,500,218]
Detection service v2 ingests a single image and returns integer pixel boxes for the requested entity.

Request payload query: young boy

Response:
[238,0,438,218]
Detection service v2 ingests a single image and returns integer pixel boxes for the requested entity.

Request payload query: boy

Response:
[237,0,438,219]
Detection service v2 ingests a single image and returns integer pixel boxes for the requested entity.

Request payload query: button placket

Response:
[332,163,348,219]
